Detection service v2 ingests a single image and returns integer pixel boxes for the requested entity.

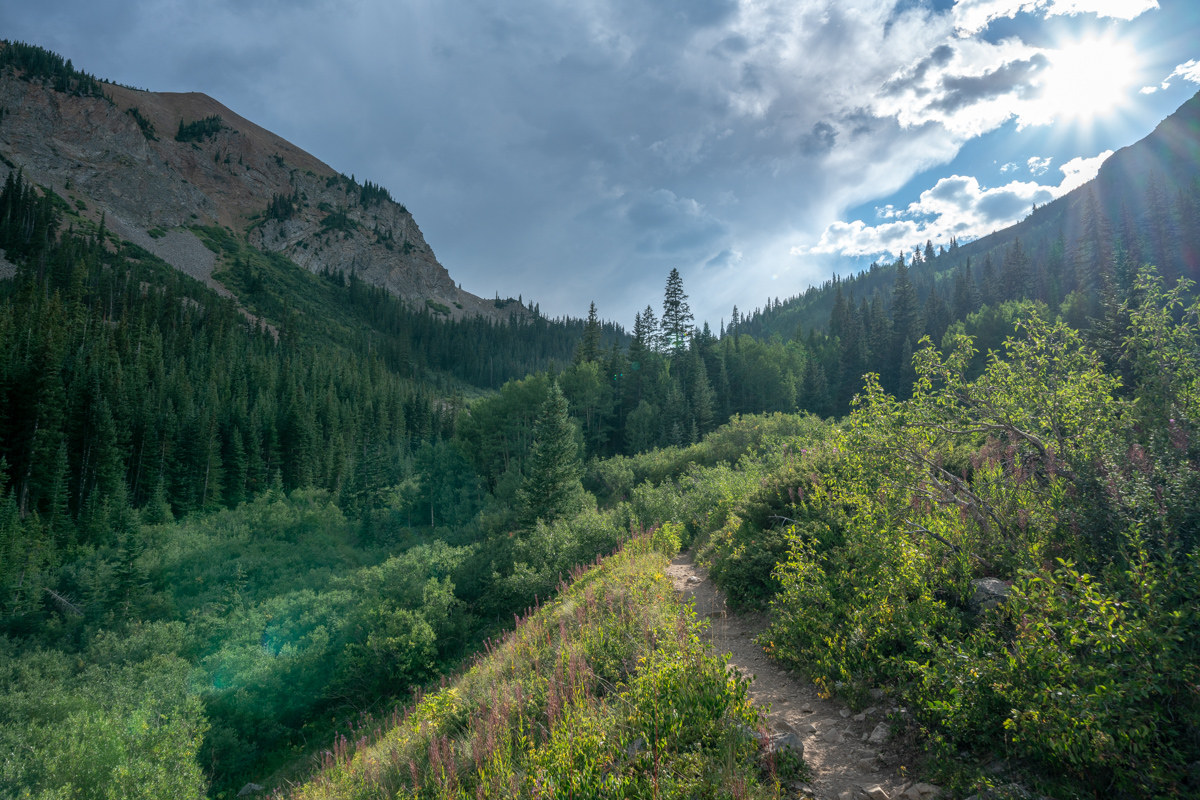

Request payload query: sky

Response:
[4,0,1200,328]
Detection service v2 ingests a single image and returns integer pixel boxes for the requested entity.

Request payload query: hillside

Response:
[739,90,1200,344]
[0,40,513,320]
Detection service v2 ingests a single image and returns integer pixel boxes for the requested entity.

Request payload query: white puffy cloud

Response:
[1000,161,1018,172]
[799,149,1112,258]
[1171,59,1200,83]
[1027,156,1052,175]
[1146,58,1200,93]
[952,0,1158,35]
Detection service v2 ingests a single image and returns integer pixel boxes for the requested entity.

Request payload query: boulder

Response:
[768,731,805,759]
[237,784,265,797]
[868,722,890,744]
[970,578,1010,612]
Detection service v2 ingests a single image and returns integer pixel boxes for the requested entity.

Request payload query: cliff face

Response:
[0,70,511,319]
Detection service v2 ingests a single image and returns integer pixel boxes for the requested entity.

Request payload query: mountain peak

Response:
[0,50,515,320]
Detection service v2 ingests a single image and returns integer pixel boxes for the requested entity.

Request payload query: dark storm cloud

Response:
[930,53,1049,112]
[880,43,956,98]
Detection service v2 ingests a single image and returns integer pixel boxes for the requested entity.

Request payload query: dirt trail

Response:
[667,552,923,800]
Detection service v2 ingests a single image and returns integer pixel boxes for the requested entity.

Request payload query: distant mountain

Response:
[0,39,515,320]
[740,90,1200,343]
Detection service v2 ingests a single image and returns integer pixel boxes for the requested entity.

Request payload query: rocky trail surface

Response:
[667,552,943,800]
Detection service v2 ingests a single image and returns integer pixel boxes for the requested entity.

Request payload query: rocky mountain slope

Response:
[0,57,512,319]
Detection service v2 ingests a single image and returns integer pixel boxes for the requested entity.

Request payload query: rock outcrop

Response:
[0,66,513,320]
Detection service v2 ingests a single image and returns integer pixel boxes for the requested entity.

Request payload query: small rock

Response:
[858,758,880,772]
[838,792,858,800]
[901,783,942,799]
[768,731,804,759]
[970,577,1010,613]
[840,708,852,718]
[853,713,867,721]
[851,748,877,759]
[864,785,890,800]
[685,575,702,584]
[868,722,889,744]
[773,719,796,734]
[869,688,886,701]
[801,704,815,713]
[801,722,819,734]
[864,706,878,715]
[822,728,845,744]
[237,785,265,797]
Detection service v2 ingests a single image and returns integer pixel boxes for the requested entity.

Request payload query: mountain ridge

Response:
[0,44,517,321]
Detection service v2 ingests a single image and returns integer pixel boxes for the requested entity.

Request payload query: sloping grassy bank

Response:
[290,528,803,800]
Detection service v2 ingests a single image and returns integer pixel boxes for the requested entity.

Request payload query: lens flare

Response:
[1033,36,1138,122]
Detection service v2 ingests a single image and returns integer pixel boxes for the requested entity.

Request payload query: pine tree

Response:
[574,302,601,364]
[980,253,999,306]
[922,285,951,346]
[1000,238,1032,301]
[952,259,980,320]
[517,382,584,527]
[640,305,661,354]
[889,255,920,393]
[688,352,715,435]
[660,269,693,354]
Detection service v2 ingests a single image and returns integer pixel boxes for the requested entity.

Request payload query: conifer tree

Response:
[517,382,584,527]
[639,305,661,354]
[660,268,693,353]
[952,259,980,320]
[574,302,601,364]
[889,255,920,393]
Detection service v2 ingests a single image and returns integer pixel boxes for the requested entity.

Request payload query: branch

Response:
[903,521,991,569]
[44,588,83,617]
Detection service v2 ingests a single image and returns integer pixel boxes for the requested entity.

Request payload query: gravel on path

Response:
[666,551,919,800]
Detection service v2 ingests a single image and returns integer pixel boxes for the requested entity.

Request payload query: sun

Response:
[1033,36,1139,122]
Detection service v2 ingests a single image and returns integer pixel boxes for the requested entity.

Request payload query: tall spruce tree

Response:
[574,302,602,364]
[517,381,584,527]
[660,268,693,353]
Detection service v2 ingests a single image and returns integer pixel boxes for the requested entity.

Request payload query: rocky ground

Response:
[666,552,944,800]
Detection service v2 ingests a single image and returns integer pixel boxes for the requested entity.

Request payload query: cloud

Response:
[624,189,727,256]
[1000,161,1018,172]
[799,149,1113,257]
[952,0,1159,35]
[1141,59,1200,93]
[1027,156,1052,175]
[0,0,1168,326]
[872,38,1053,136]
[1058,150,1113,193]
[1171,59,1200,83]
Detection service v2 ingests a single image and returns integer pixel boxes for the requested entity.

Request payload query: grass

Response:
[288,529,803,800]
